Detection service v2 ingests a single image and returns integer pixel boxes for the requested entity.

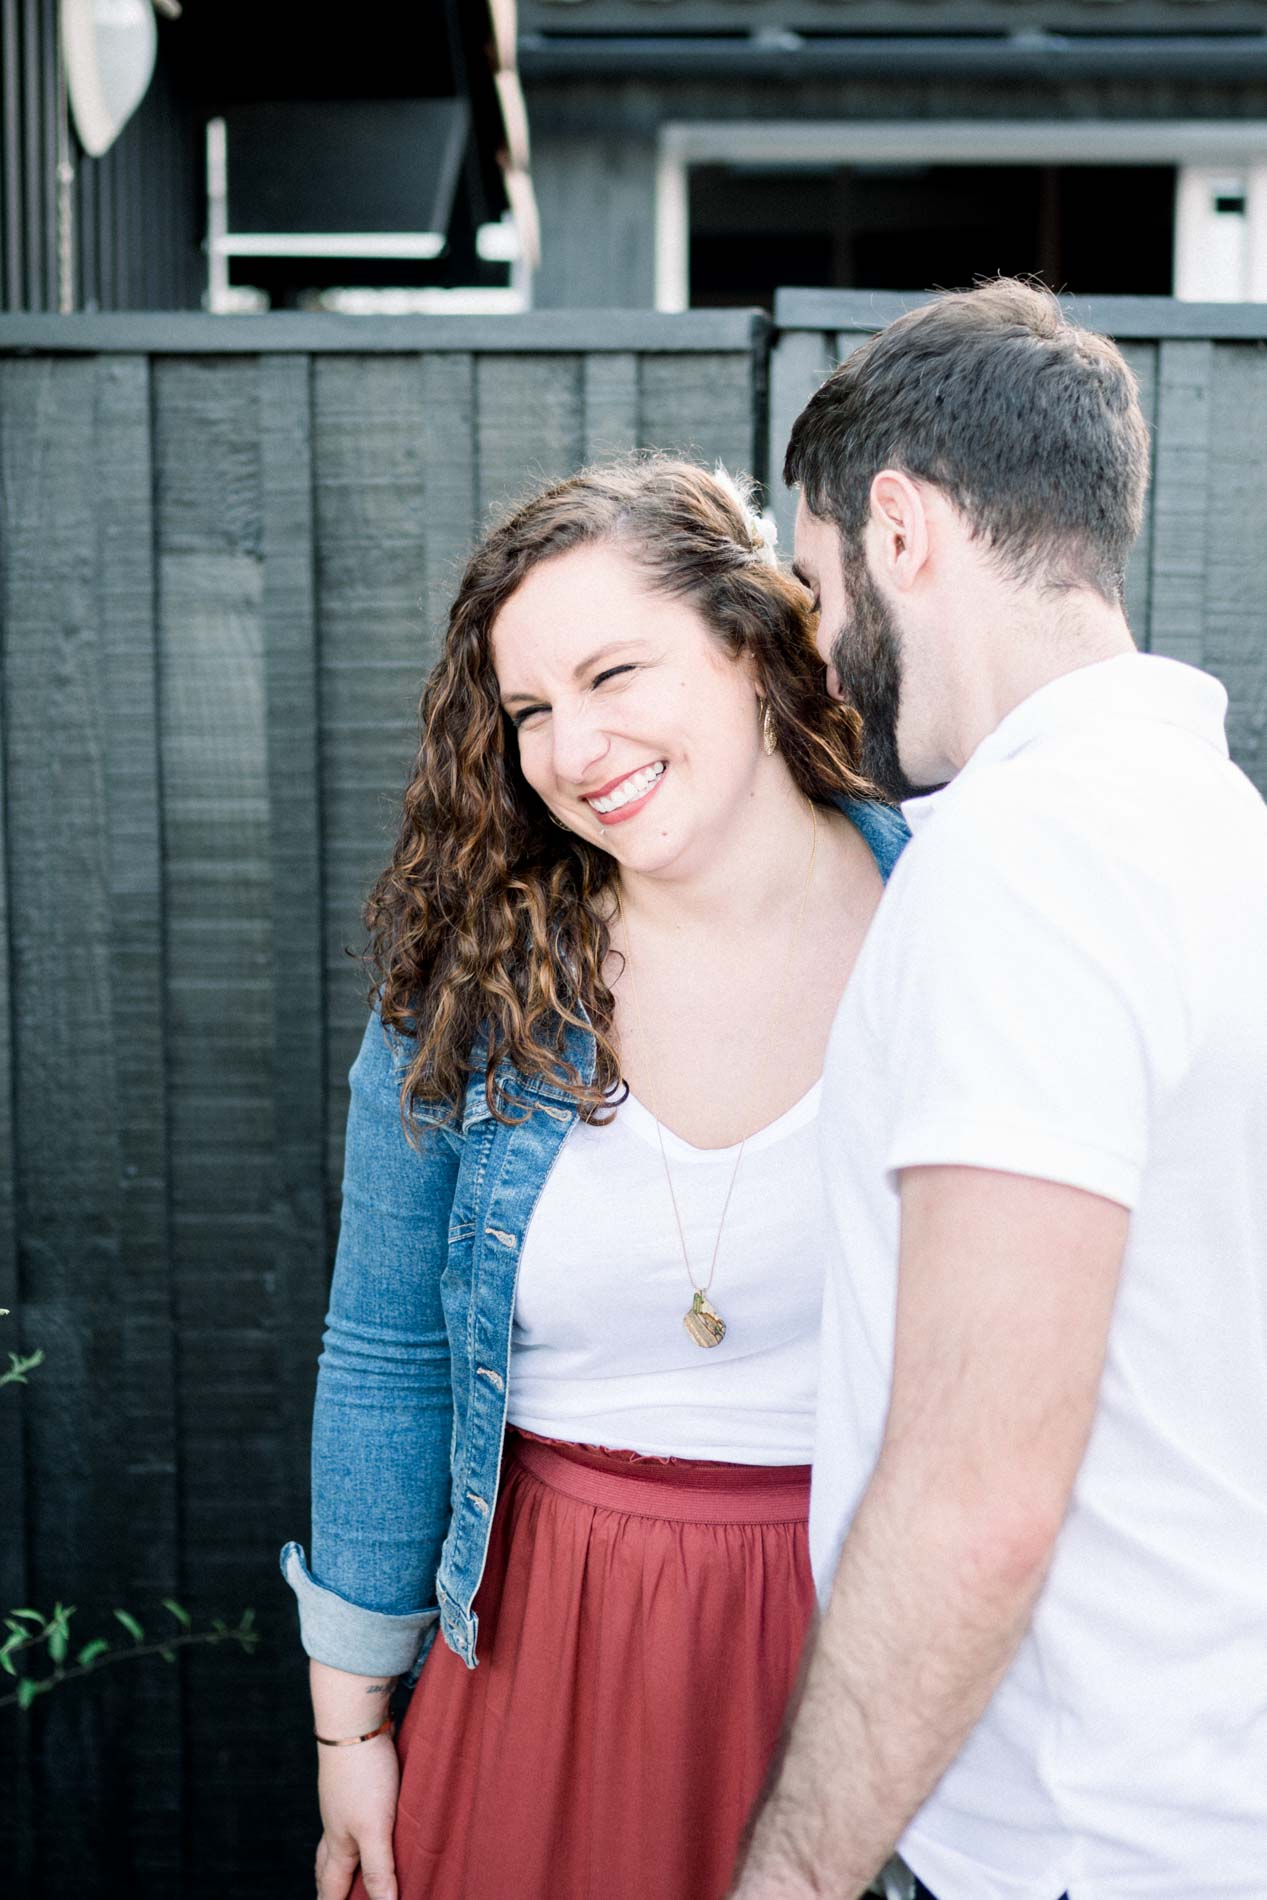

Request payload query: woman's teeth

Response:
[587,761,665,814]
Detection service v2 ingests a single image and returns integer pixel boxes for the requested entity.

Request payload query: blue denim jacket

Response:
[281,797,908,1676]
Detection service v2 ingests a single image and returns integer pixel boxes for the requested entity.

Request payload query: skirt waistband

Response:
[509,1430,811,1526]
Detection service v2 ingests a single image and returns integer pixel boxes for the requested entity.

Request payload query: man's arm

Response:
[732,1164,1129,1900]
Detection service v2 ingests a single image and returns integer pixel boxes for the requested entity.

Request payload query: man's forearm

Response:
[732,1464,1055,1899]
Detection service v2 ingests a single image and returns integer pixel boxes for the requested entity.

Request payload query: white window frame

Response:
[654,120,1267,311]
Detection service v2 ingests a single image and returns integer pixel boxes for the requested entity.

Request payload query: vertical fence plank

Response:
[1147,339,1213,668]
[582,351,639,463]
[1119,341,1159,648]
[0,355,34,1896]
[96,351,183,1896]
[260,352,327,1470]
[420,352,478,667]
[314,355,429,1190]
[476,352,585,519]
[1206,343,1267,799]
[767,328,833,547]
[0,352,124,1894]
[153,355,281,1897]
[637,350,757,478]
[259,351,329,1852]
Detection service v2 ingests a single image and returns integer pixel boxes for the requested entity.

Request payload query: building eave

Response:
[519,30,1267,83]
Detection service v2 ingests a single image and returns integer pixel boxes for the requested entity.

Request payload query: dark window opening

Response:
[688,163,1176,309]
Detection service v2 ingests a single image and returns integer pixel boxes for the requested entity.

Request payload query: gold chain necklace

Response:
[619,800,820,1348]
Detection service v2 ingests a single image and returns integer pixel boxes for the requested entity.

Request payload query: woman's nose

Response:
[550,702,609,784]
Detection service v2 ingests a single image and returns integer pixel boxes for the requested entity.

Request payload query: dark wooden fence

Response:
[0,309,765,1898]
[0,295,1264,1896]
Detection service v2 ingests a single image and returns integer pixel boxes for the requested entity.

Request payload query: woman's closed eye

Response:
[510,665,639,730]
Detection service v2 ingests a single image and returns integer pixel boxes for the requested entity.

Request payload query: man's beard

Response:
[829,555,917,804]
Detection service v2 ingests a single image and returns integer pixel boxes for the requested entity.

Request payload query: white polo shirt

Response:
[811,654,1267,1900]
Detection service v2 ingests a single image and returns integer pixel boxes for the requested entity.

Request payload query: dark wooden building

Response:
[520,0,1267,309]
[1,1,533,314]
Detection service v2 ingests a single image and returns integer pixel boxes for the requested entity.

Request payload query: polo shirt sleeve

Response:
[879,776,1192,1210]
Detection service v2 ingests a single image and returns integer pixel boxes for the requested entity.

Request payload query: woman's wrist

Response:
[309,1656,397,1740]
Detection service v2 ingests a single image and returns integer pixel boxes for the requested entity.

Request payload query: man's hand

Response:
[732,1165,1129,1896]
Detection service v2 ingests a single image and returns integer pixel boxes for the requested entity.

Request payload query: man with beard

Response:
[731,279,1267,1900]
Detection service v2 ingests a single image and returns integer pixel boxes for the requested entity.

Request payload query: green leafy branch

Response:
[0,1600,259,1711]
[1,1313,261,1710]
[0,1308,44,1389]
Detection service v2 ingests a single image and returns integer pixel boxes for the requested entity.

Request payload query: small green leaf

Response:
[112,1609,145,1642]
[0,1650,16,1677]
[47,1626,67,1664]
[159,1647,175,1664]
[15,1676,40,1710]
[8,1610,44,1625]
[239,1608,255,1631]
[161,1597,191,1630]
[76,1639,110,1668]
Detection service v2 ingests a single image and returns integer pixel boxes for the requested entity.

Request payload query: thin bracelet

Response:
[314,1714,394,1747]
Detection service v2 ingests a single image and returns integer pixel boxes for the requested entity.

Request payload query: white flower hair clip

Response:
[712,461,780,568]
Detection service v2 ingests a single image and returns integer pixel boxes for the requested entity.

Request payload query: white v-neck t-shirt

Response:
[507,1081,827,1462]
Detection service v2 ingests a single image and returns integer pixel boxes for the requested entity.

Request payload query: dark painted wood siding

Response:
[0,310,765,1898]
[770,290,1267,801]
[0,1,204,314]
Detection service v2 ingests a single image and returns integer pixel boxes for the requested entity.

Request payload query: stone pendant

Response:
[683,1289,726,1348]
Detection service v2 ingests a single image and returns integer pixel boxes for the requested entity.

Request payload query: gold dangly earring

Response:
[761,699,778,756]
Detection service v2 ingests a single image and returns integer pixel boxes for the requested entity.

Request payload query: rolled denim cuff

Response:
[280,1541,439,1677]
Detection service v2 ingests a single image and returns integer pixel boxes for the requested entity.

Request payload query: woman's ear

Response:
[867,470,931,591]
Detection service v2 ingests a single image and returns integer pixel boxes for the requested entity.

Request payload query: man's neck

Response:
[943,592,1137,778]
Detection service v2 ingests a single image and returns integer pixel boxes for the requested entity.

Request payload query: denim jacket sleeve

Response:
[280,1009,459,1678]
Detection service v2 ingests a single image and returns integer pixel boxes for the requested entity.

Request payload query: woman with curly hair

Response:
[282,457,907,1900]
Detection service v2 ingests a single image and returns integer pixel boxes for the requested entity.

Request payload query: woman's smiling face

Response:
[491,541,765,877]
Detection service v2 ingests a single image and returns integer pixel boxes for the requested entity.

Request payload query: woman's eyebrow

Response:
[501,640,644,708]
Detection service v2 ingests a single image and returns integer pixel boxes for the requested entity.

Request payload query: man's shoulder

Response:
[883,748,1175,959]
[905,722,1221,873]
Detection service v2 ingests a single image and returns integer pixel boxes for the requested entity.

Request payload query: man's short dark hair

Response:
[783,279,1150,604]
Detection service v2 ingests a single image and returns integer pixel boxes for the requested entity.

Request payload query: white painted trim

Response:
[654,119,1267,311]
[1175,164,1267,301]
[660,120,1267,168]
[205,118,231,313]
[214,233,447,259]
[655,142,690,313]
[1248,164,1267,302]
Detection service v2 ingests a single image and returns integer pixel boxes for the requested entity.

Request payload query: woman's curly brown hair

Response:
[366,455,881,1131]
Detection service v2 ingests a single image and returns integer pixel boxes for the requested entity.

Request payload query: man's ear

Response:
[867,470,931,591]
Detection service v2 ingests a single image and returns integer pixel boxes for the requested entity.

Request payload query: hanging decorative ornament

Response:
[683,1290,727,1349]
[61,0,159,160]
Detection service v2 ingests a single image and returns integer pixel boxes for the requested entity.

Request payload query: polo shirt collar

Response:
[901,653,1229,835]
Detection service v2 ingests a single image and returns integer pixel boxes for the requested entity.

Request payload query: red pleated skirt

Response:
[367,1427,815,1900]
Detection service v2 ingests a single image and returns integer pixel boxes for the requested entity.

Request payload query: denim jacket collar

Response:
[459,1013,599,1133]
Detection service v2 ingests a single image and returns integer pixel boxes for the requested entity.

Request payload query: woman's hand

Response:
[315,1730,401,1900]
